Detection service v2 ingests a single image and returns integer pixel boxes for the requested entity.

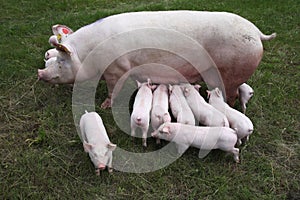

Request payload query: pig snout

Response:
[98,163,106,170]
[135,117,142,125]
[95,163,106,175]
[38,69,46,80]
[38,69,51,81]
[37,69,58,82]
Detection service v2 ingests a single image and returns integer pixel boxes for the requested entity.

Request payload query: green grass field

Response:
[1,0,299,199]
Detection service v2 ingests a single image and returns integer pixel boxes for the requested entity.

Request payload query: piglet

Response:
[151,84,171,144]
[151,122,239,162]
[131,79,155,147]
[238,83,254,114]
[79,111,117,175]
[208,88,254,145]
[181,83,229,127]
[169,85,195,125]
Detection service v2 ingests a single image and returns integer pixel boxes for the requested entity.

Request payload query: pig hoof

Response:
[236,139,242,147]
[108,168,113,173]
[142,145,147,151]
[142,139,147,148]
[156,138,161,145]
[101,98,112,109]
[95,169,100,176]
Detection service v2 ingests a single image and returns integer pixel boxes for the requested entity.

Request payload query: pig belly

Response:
[190,131,219,150]
[107,50,202,84]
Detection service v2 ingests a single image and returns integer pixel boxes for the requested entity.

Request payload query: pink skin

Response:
[39,11,276,108]
[98,163,106,170]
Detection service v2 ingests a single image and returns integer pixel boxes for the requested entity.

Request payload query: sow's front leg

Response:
[101,95,112,109]
[226,90,239,107]
[101,58,131,109]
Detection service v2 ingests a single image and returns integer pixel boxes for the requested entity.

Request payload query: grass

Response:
[0,0,299,199]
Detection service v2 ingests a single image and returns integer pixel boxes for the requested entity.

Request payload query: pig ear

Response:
[162,126,170,134]
[57,44,72,55]
[206,90,211,98]
[168,84,173,93]
[155,114,161,120]
[49,35,72,55]
[49,35,59,47]
[52,24,73,36]
[215,88,222,97]
[136,80,142,88]
[184,87,189,94]
[147,78,152,85]
[194,84,201,91]
[107,143,117,151]
[83,141,94,152]
[151,84,157,91]
[163,113,171,123]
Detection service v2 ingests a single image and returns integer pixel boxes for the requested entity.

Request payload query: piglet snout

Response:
[98,163,106,170]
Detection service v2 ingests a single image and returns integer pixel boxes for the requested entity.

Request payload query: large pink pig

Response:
[38,11,276,107]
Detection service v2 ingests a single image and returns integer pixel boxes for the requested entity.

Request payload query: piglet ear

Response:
[184,87,189,93]
[206,90,211,98]
[83,141,93,152]
[215,88,222,97]
[107,143,117,151]
[150,84,157,91]
[162,126,170,134]
[136,80,142,88]
[163,113,171,123]
[147,78,152,86]
[168,84,173,94]
[194,84,201,91]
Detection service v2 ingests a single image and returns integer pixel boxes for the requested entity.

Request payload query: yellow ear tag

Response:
[57,34,62,43]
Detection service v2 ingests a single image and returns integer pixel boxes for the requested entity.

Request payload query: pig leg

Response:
[95,168,100,176]
[107,153,113,173]
[101,59,131,109]
[175,143,189,155]
[141,126,149,148]
[241,135,250,144]
[198,150,211,159]
[236,139,242,147]
[156,138,161,145]
[231,148,240,163]
[130,123,137,142]
[226,87,239,107]
[241,103,247,114]
[101,96,112,109]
